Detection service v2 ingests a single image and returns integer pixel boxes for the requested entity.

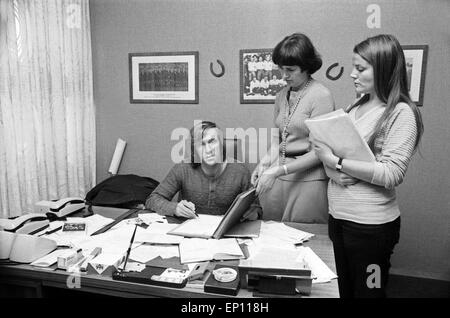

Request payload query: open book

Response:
[168,188,256,239]
[305,108,375,162]
[178,238,245,263]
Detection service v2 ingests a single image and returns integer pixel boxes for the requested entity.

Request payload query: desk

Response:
[0,208,338,298]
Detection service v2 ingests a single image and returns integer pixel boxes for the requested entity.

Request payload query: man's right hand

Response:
[175,200,197,219]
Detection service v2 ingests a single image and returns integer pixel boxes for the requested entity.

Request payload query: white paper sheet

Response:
[179,238,244,263]
[296,246,337,284]
[129,245,179,263]
[30,249,71,267]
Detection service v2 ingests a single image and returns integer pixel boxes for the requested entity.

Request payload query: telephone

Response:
[0,213,49,235]
[48,197,85,217]
[36,197,85,218]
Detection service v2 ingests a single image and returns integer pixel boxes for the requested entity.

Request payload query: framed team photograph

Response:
[239,48,286,104]
[129,51,199,104]
[402,45,428,106]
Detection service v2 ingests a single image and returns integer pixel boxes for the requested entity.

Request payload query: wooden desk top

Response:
[0,208,338,298]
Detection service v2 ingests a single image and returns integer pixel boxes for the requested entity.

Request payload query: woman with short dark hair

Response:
[252,33,336,223]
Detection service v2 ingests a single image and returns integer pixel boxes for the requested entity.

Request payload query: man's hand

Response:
[175,200,197,219]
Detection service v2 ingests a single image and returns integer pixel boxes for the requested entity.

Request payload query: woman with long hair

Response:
[312,34,424,298]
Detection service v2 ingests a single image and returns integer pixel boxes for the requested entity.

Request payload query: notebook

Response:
[168,188,256,239]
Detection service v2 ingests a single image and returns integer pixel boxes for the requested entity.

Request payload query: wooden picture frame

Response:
[402,45,428,106]
[129,51,199,104]
[239,48,285,104]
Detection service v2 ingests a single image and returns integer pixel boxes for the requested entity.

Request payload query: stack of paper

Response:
[240,245,309,271]
[252,221,314,248]
[296,246,337,284]
[305,108,375,162]
[179,238,245,264]
[30,249,72,268]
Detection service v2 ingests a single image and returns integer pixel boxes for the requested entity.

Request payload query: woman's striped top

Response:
[328,102,419,224]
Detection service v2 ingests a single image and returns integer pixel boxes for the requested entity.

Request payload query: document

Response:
[135,223,183,244]
[179,238,245,263]
[138,213,167,225]
[129,245,179,263]
[240,245,310,272]
[169,188,256,239]
[168,214,222,239]
[305,108,375,162]
[251,221,314,249]
[296,246,337,284]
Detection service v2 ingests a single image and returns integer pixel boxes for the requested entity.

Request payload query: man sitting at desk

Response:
[146,120,260,219]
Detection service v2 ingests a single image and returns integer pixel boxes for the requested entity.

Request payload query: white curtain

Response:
[0,0,95,218]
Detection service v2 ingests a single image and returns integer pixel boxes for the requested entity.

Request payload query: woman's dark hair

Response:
[272,33,322,74]
[190,121,226,168]
[348,34,423,151]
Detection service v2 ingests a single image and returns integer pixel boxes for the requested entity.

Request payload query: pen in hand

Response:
[180,200,198,218]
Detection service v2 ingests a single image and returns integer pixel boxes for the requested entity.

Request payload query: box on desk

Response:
[87,253,125,276]
[204,264,240,296]
[112,266,189,288]
[239,266,312,296]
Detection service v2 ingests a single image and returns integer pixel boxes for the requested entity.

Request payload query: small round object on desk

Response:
[212,267,237,283]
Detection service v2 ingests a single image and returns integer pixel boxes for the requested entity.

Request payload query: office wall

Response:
[90,0,450,280]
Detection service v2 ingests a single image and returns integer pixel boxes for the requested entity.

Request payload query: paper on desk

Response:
[43,215,114,247]
[67,215,114,236]
[30,249,71,267]
[179,238,244,264]
[251,221,314,249]
[135,223,182,244]
[240,245,307,270]
[110,218,141,230]
[75,223,142,254]
[129,244,179,263]
[138,213,167,225]
[168,214,223,238]
[296,246,337,284]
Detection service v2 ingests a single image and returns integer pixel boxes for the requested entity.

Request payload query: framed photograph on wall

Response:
[240,48,286,104]
[129,51,199,104]
[402,45,428,106]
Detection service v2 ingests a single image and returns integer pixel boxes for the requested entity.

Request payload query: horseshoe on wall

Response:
[210,59,225,77]
[326,62,344,81]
